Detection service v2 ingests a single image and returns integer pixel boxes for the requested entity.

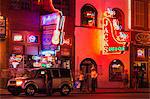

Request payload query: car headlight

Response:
[16,80,23,86]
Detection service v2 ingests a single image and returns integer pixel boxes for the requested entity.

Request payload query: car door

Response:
[51,69,61,88]
[34,70,46,89]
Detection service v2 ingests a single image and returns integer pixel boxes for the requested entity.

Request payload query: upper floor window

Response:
[81,4,97,27]
[134,0,145,27]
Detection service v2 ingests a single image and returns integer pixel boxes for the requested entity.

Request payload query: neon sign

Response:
[41,13,60,26]
[13,35,23,41]
[102,8,129,54]
[28,35,38,43]
[137,48,145,58]
[63,38,72,46]
[41,12,65,52]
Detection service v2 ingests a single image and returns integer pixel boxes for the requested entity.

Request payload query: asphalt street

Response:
[0,93,149,99]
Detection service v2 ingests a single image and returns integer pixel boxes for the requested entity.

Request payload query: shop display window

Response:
[136,48,145,59]
[81,4,97,27]
[109,59,124,81]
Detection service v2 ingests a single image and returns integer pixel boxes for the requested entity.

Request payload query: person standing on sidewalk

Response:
[122,69,129,88]
[79,71,84,92]
[90,67,98,93]
[132,67,139,89]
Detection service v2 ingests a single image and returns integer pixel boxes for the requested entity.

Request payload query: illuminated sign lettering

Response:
[41,13,60,26]
[102,8,130,54]
[109,46,125,51]
[135,33,150,44]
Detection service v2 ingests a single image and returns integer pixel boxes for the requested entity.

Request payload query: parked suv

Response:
[7,68,73,96]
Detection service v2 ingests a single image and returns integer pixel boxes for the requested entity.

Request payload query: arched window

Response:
[80,58,97,75]
[109,59,124,81]
[81,4,97,27]
[112,8,125,30]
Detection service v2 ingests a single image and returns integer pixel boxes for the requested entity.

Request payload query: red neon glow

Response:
[102,8,130,54]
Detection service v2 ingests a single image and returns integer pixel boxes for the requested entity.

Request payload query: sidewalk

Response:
[0,88,149,95]
[72,88,150,94]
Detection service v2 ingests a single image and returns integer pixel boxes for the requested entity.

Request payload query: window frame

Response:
[80,4,97,27]
[109,59,124,81]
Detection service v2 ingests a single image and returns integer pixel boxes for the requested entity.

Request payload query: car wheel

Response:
[60,85,71,96]
[25,85,36,96]
[11,92,20,96]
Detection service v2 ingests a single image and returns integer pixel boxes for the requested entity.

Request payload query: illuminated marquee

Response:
[102,8,129,54]
[41,12,65,51]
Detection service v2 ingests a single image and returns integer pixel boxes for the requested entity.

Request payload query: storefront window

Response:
[136,48,145,59]
[109,59,124,81]
[81,4,97,27]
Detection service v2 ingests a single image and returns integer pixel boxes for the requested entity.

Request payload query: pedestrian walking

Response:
[79,71,84,92]
[90,67,98,93]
